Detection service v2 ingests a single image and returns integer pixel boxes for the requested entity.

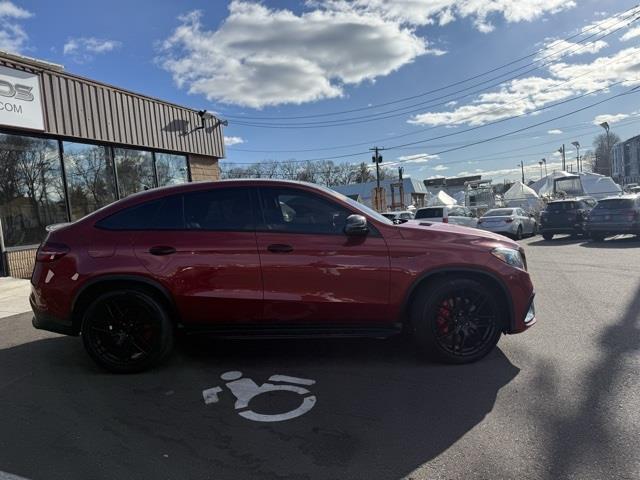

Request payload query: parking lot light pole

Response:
[599,122,611,176]
[571,141,580,173]
[541,158,548,176]
[517,161,525,183]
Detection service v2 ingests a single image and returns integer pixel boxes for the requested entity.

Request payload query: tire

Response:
[532,223,538,236]
[542,232,553,241]
[590,233,605,242]
[410,278,503,364]
[515,226,523,240]
[81,289,174,373]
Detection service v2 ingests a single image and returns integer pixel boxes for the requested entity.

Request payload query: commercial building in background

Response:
[0,51,225,278]
[333,177,429,211]
[612,135,640,185]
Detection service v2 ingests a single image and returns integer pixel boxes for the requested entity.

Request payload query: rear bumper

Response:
[540,226,583,234]
[30,295,77,336]
[478,224,516,234]
[587,223,640,234]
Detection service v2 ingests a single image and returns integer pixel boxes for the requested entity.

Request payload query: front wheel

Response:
[542,232,553,241]
[81,290,174,373]
[410,278,503,364]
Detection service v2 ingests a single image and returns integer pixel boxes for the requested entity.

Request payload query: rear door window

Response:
[96,195,184,230]
[547,202,576,211]
[183,188,254,231]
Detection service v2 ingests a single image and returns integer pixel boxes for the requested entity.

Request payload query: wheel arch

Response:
[71,275,180,333]
[401,267,515,333]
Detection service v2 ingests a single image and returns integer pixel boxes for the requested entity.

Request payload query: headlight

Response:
[491,247,525,270]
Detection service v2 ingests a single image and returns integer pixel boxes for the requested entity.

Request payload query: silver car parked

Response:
[478,207,537,240]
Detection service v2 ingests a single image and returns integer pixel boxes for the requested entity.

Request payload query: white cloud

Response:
[433,164,448,171]
[160,0,574,108]
[409,45,640,127]
[592,113,629,125]
[395,153,439,164]
[63,37,122,62]
[548,129,563,134]
[224,136,245,146]
[536,39,608,62]
[0,1,32,53]
[621,26,640,41]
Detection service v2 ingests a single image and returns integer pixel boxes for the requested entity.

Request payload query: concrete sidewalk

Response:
[0,277,31,319]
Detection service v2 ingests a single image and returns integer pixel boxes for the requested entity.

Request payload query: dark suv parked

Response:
[539,197,597,240]
[31,180,536,373]
[586,194,640,240]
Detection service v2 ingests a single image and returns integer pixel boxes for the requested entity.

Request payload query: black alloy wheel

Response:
[412,278,502,364]
[82,290,173,373]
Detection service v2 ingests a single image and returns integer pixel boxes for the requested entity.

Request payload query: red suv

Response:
[31,180,535,372]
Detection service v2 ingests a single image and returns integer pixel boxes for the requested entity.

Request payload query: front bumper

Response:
[30,295,77,336]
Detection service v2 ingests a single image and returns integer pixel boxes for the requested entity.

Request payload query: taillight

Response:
[505,218,514,223]
[442,217,449,223]
[36,242,70,262]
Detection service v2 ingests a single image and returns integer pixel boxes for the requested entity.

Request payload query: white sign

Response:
[203,371,317,422]
[0,65,44,131]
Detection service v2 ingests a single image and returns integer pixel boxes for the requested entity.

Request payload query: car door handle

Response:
[149,245,176,256]
[267,243,293,253]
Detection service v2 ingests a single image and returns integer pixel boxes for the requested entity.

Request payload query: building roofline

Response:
[0,50,221,121]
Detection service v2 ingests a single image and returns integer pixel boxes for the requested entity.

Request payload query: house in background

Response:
[333,177,429,210]
[612,135,640,185]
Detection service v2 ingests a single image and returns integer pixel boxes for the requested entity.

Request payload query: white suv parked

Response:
[414,205,478,227]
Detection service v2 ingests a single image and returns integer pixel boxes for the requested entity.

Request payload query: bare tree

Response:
[592,132,621,175]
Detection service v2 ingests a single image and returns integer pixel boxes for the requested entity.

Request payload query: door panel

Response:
[132,187,263,324]
[256,186,391,324]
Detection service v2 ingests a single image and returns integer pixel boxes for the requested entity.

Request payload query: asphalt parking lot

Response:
[1,234,639,480]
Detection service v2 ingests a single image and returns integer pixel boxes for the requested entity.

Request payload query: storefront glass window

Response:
[63,142,116,220]
[0,133,68,247]
[114,148,155,198]
[155,153,189,186]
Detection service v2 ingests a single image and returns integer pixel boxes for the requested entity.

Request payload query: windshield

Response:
[415,208,443,219]
[381,213,397,219]
[483,209,513,217]
[594,198,636,209]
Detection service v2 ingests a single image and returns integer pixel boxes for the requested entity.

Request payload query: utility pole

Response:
[572,141,581,173]
[518,160,525,183]
[370,146,385,211]
[371,146,384,189]
[398,166,405,209]
[558,144,566,171]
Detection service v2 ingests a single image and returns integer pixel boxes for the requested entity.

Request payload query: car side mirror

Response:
[344,214,369,236]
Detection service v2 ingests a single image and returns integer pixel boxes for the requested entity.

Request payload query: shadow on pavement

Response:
[579,235,640,249]
[532,282,640,479]
[0,335,519,480]
[527,236,586,247]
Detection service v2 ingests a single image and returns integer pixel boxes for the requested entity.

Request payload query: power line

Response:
[222,5,640,122]
[228,34,640,152]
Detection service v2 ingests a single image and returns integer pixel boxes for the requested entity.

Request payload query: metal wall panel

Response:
[0,56,225,158]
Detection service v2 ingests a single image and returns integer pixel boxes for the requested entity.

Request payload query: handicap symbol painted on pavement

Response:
[202,371,317,422]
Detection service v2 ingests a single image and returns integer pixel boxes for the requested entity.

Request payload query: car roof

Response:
[598,194,639,201]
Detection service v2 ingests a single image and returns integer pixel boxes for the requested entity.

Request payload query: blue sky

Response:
[3,0,640,182]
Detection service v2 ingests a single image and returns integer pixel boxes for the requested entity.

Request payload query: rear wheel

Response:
[81,290,173,373]
[514,226,523,240]
[542,232,553,241]
[411,278,503,364]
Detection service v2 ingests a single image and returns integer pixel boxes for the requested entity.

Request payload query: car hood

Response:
[396,219,520,249]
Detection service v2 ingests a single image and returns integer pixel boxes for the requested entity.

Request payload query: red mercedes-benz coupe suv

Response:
[31,180,535,372]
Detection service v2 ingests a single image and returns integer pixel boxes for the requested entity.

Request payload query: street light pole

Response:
[599,122,611,176]
[542,158,548,176]
[538,161,543,179]
[571,141,580,173]
[558,144,566,171]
